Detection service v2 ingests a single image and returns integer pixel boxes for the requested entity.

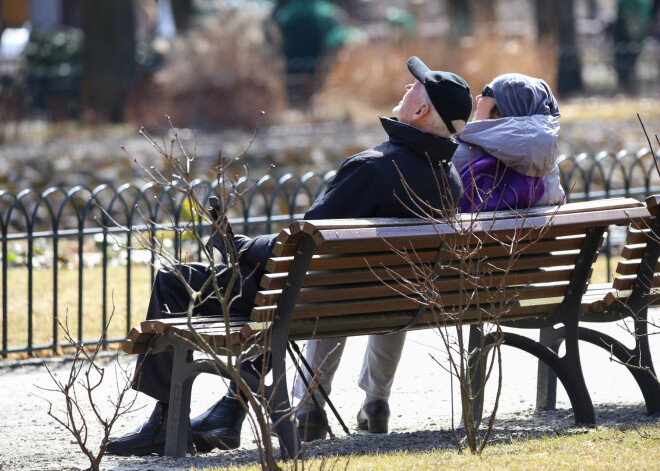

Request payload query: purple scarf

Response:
[459,153,544,213]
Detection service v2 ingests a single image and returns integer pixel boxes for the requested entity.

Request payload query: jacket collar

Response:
[379,117,458,163]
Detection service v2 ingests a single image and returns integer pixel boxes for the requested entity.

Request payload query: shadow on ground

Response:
[106,403,659,470]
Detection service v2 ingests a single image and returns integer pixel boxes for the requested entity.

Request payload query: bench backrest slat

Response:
[251,199,648,338]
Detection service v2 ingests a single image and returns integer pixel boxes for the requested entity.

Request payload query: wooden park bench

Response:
[120,196,660,459]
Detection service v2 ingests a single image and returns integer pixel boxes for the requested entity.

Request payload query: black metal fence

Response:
[2,149,660,358]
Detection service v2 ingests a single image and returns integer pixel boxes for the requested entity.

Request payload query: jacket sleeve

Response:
[304,157,381,220]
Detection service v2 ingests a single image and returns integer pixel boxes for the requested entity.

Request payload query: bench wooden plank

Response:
[140,318,249,335]
[251,283,572,322]
[621,243,646,260]
[292,197,644,236]
[616,259,660,275]
[261,252,583,290]
[266,235,589,272]
[121,338,150,354]
[307,207,649,254]
[255,267,580,306]
[612,273,660,291]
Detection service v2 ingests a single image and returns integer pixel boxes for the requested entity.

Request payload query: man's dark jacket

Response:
[231,117,463,308]
[136,117,464,401]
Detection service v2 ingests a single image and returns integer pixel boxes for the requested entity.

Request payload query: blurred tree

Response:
[613,0,652,92]
[445,0,496,40]
[273,0,355,105]
[80,0,136,122]
[170,0,193,31]
[534,0,583,95]
[469,0,496,23]
[446,0,473,39]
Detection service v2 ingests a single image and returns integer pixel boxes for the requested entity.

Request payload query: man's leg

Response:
[356,331,407,433]
[291,337,347,440]
[292,337,347,408]
[133,263,254,399]
[109,262,255,456]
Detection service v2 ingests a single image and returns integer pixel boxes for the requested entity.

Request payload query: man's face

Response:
[393,80,428,125]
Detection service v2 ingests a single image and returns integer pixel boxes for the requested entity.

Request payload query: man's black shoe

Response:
[191,395,246,452]
[356,399,390,433]
[105,402,195,456]
[296,405,330,441]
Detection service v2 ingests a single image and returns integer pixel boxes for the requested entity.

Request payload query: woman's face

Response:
[473,95,498,121]
[473,83,499,121]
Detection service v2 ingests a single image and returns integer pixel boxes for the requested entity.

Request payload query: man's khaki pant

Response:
[292,331,407,408]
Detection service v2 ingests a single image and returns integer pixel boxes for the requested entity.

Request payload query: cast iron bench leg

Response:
[537,326,563,411]
[578,326,660,415]
[469,326,596,425]
[501,330,596,424]
[165,347,197,457]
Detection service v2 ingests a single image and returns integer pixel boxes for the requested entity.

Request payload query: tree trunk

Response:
[170,0,193,32]
[534,0,582,95]
[80,0,136,123]
[470,0,496,24]
[555,0,583,94]
[446,0,473,39]
[534,0,556,41]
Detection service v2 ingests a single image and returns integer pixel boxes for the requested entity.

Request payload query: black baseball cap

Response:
[407,56,472,133]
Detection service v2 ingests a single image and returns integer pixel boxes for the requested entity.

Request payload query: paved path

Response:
[1,318,659,471]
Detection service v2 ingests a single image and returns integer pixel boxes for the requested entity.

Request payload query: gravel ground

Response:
[0,318,659,471]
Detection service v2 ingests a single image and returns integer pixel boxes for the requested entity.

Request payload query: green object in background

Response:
[21,27,84,110]
[274,0,345,74]
[386,7,417,38]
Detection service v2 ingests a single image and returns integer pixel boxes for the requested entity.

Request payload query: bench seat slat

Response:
[141,318,249,334]
[285,303,565,338]
[625,228,655,245]
[621,243,646,260]
[615,259,660,275]
[121,339,152,354]
[168,323,258,347]
[612,273,660,291]
[127,325,151,343]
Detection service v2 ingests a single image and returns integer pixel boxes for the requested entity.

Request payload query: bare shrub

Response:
[110,116,288,469]
[36,312,139,471]
[312,24,556,123]
[124,7,287,131]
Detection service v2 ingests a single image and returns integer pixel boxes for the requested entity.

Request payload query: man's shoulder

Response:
[344,142,391,164]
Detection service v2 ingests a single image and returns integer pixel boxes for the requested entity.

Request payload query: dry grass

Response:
[312,25,557,124]
[1,265,152,357]
[561,96,660,123]
[124,7,287,131]
[0,252,619,358]
[202,424,660,471]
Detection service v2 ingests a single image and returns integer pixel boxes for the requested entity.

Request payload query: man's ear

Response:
[412,103,429,122]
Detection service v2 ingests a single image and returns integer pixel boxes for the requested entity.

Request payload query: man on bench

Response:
[106,56,473,456]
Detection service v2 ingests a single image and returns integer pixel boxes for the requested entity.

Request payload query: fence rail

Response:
[2,149,660,357]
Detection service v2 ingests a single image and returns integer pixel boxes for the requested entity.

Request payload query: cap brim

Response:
[407,56,429,83]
